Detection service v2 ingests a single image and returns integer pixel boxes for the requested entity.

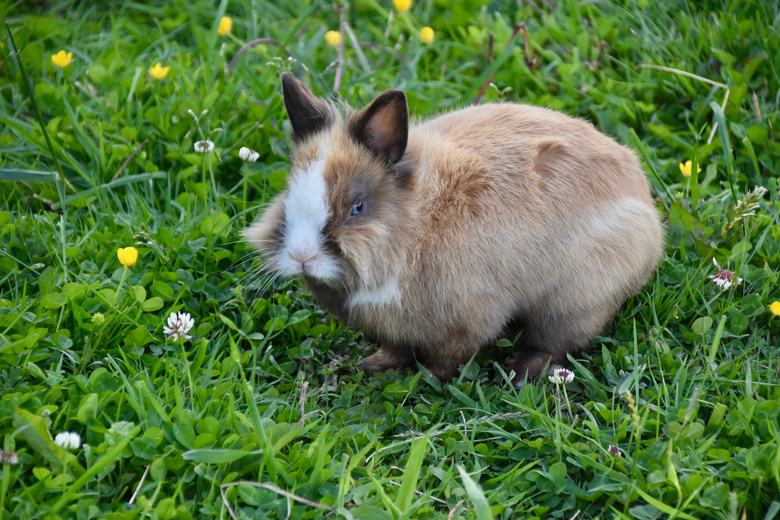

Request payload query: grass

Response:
[1,0,779,518]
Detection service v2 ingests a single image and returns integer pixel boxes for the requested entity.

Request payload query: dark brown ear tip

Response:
[379,89,407,103]
[281,72,332,142]
[281,71,298,89]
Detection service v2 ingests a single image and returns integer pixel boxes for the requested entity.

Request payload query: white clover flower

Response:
[54,432,81,450]
[163,311,195,341]
[713,278,732,290]
[0,450,19,464]
[607,445,621,457]
[194,140,215,153]
[709,258,742,292]
[239,147,260,163]
[548,367,575,384]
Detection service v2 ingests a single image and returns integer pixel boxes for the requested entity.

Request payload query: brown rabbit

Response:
[245,72,663,384]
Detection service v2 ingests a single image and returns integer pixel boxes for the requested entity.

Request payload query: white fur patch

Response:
[285,158,328,248]
[275,158,341,283]
[349,277,402,308]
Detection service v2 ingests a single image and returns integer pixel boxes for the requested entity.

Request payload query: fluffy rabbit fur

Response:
[245,72,663,383]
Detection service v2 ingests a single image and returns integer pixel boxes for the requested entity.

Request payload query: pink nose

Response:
[290,248,317,264]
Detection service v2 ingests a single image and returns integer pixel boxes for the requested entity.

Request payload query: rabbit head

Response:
[245,73,415,297]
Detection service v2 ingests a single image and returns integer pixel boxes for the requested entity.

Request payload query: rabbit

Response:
[244,72,664,384]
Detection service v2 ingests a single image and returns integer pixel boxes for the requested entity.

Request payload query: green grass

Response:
[1,0,780,518]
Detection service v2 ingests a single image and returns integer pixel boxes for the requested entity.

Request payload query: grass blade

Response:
[56,171,167,207]
[0,169,58,182]
[4,23,67,185]
[457,465,493,520]
[395,434,429,513]
[709,100,738,203]
[632,486,698,520]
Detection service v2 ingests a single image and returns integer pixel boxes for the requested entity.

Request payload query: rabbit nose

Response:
[289,248,318,264]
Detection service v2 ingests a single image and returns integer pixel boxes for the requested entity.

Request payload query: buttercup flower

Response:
[54,432,81,450]
[51,50,73,69]
[218,16,233,36]
[0,450,18,465]
[679,160,701,178]
[117,247,138,268]
[194,140,215,153]
[325,30,341,47]
[164,311,195,341]
[149,62,170,80]
[709,258,742,291]
[548,367,575,384]
[239,147,260,162]
[393,0,412,12]
[769,301,780,317]
[420,26,435,44]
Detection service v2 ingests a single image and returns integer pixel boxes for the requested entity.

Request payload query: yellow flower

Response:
[149,62,170,80]
[218,16,233,36]
[679,160,701,178]
[393,0,412,12]
[51,50,73,69]
[117,247,139,268]
[770,301,780,317]
[324,30,341,47]
[420,26,434,44]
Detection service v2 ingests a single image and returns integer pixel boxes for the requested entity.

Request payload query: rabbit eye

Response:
[351,200,365,216]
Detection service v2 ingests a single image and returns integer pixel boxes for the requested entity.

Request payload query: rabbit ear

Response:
[281,72,333,142]
[349,90,409,164]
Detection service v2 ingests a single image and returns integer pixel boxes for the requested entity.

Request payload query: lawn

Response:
[1,0,780,518]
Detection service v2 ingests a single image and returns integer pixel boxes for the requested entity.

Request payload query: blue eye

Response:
[351,200,365,216]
